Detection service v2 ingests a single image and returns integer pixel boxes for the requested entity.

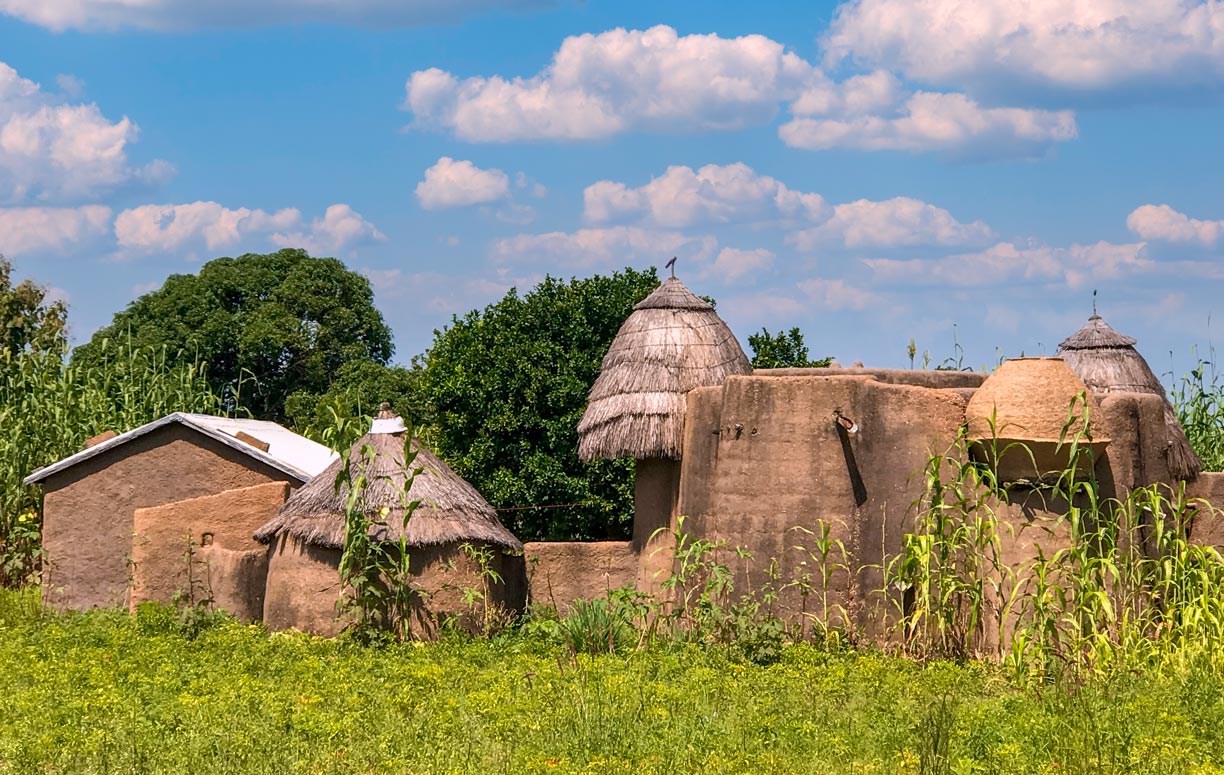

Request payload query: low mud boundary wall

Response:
[523,541,637,613]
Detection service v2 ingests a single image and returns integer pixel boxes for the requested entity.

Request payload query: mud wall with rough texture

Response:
[131,482,289,621]
[522,541,637,612]
[756,367,985,389]
[673,374,970,634]
[666,376,1181,641]
[1188,473,1224,547]
[1097,392,1174,497]
[263,534,527,637]
[408,542,527,636]
[40,424,291,611]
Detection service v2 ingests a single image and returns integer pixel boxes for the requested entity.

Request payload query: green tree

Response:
[285,360,427,449]
[0,256,67,357]
[417,268,660,541]
[75,249,393,421]
[748,327,831,369]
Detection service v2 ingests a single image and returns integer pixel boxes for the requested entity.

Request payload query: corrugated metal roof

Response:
[23,413,338,486]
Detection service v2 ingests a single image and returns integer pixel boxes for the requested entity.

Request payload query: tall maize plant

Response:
[0,338,224,587]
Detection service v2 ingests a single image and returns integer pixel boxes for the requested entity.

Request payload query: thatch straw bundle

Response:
[255,406,521,550]
[577,276,751,461]
[1057,314,1202,481]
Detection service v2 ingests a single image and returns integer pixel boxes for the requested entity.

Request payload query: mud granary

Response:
[568,275,1224,638]
[253,404,525,637]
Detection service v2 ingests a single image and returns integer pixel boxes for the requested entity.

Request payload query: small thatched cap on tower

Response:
[577,275,751,461]
[254,404,522,550]
[1057,314,1203,481]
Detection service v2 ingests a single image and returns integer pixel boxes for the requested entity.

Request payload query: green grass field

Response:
[2,590,1224,775]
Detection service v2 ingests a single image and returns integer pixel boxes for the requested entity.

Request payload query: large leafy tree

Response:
[285,359,427,448]
[748,327,831,369]
[0,256,67,357]
[418,267,660,541]
[75,249,393,421]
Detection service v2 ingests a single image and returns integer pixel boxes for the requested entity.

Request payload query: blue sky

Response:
[3,0,1224,379]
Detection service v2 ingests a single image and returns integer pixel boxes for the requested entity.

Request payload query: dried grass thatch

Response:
[1057,314,1203,481]
[255,407,522,551]
[577,276,751,461]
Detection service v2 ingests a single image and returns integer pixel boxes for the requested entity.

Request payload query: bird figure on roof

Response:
[665,256,677,278]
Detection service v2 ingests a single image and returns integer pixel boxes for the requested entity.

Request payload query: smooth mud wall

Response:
[523,541,636,613]
[131,482,289,621]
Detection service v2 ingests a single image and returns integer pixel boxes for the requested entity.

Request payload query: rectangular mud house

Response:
[25,413,335,610]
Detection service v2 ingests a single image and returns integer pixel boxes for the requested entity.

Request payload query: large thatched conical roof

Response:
[1057,314,1202,481]
[255,406,522,550]
[577,275,751,461]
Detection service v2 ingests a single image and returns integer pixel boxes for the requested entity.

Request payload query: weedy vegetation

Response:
[6,352,1224,771]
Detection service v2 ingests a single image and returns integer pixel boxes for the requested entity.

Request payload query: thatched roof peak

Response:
[1059,314,1137,350]
[1056,314,1202,481]
[371,402,408,435]
[578,275,751,461]
[254,411,521,551]
[633,276,713,312]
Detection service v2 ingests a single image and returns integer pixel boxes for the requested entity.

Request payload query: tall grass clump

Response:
[1174,356,1224,471]
[0,338,224,586]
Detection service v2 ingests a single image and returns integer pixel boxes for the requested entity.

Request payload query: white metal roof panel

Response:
[23,413,338,486]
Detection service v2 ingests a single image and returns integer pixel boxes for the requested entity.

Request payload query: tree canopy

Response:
[0,256,67,358]
[285,359,427,449]
[75,249,393,421]
[416,267,660,541]
[748,327,831,369]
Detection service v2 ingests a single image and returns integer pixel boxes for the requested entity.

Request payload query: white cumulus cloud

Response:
[405,25,815,141]
[0,0,549,32]
[586,163,992,250]
[709,247,775,283]
[780,89,1076,158]
[0,205,111,254]
[0,61,171,203]
[584,163,828,227]
[865,240,1152,289]
[115,201,382,256]
[1127,204,1224,246]
[493,226,717,270]
[404,26,1078,159]
[272,204,386,255]
[789,197,995,250]
[824,0,1224,96]
[416,157,511,209]
[798,277,882,311]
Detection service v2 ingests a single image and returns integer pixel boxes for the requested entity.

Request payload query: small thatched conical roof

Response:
[577,275,751,461]
[1057,314,1203,481]
[255,405,522,550]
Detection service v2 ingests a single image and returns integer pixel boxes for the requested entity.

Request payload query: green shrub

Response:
[560,598,637,655]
